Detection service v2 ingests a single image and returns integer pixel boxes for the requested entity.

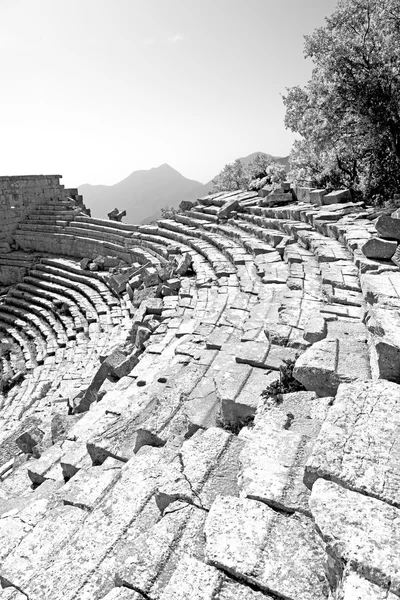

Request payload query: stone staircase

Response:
[0,186,400,600]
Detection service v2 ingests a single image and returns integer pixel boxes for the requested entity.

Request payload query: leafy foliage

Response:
[216,412,255,435]
[283,0,400,203]
[212,154,287,192]
[261,357,305,404]
[160,206,180,219]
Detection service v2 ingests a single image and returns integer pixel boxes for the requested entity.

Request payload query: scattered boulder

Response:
[375,215,400,241]
[361,237,397,259]
[108,208,126,222]
[174,252,192,276]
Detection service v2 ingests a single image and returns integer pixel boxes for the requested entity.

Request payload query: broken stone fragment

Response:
[15,426,45,455]
[310,479,400,595]
[174,252,192,276]
[361,237,397,259]
[218,198,239,219]
[80,257,91,270]
[303,314,327,344]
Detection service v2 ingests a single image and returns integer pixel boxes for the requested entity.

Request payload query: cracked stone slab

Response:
[293,338,371,396]
[340,571,397,600]
[57,461,121,511]
[304,379,400,506]
[0,504,85,591]
[310,479,400,595]
[155,427,244,512]
[239,392,331,515]
[159,555,273,600]
[116,502,207,600]
[205,495,329,600]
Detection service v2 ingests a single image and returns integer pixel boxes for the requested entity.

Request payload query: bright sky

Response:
[0,0,337,187]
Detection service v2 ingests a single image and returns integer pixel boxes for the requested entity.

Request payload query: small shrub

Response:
[261,357,305,404]
[216,413,255,435]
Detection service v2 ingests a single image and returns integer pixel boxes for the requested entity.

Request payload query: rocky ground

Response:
[0,184,399,599]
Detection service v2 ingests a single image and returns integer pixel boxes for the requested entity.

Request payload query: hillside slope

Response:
[79,164,209,222]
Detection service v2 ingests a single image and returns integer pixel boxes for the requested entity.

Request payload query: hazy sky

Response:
[0,0,337,187]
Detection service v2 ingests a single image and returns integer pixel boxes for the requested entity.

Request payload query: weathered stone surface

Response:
[310,479,400,594]
[218,198,238,218]
[17,449,166,599]
[361,237,397,259]
[116,502,207,599]
[155,427,243,512]
[293,338,370,396]
[323,189,352,204]
[57,462,121,511]
[305,379,400,505]
[309,189,328,205]
[375,215,400,241]
[303,314,327,343]
[159,555,271,600]
[361,271,400,308]
[365,306,400,381]
[239,391,330,515]
[101,588,145,599]
[340,571,397,600]
[0,505,85,590]
[205,496,329,600]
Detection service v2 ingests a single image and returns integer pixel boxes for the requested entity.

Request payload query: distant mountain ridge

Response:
[78,153,289,223]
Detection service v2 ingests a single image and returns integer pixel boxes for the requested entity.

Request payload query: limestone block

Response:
[293,186,314,202]
[239,407,322,515]
[0,505,85,591]
[375,215,400,240]
[159,555,270,600]
[322,189,352,204]
[341,571,397,600]
[361,237,397,259]
[293,338,371,396]
[235,340,270,368]
[205,496,329,600]
[309,189,328,205]
[57,463,121,511]
[365,307,400,381]
[155,427,243,512]
[116,502,207,598]
[303,314,327,344]
[361,272,400,308]
[218,198,239,218]
[19,449,167,599]
[310,479,400,594]
[305,379,400,505]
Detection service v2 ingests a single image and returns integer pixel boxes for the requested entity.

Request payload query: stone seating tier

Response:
[0,184,400,600]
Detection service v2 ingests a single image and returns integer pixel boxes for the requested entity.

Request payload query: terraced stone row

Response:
[1,188,400,600]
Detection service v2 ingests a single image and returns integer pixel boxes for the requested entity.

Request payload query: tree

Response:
[283,0,400,202]
[212,159,249,192]
[212,155,287,192]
